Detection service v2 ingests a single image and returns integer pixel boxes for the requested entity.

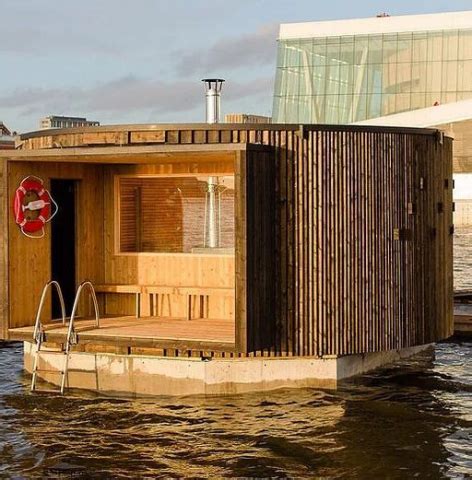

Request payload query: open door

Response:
[50,180,77,318]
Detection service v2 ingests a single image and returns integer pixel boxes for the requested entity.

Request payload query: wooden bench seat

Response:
[94,284,234,320]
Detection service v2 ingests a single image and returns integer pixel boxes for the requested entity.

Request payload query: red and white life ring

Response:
[13,176,58,238]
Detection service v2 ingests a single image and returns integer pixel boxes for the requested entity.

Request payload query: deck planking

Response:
[9,316,236,350]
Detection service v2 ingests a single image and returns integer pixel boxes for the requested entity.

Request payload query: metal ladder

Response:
[31,280,100,394]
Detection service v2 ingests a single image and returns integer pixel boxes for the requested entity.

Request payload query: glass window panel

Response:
[119,176,234,254]
[443,31,459,61]
[298,67,313,96]
[381,92,396,116]
[427,32,444,62]
[326,64,340,95]
[297,96,312,123]
[411,92,427,110]
[354,37,369,65]
[457,59,472,91]
[284,40,302,67]
[272,95,285,123]
[425,62,443,92]
[366,64,383,94]
[352,64,369,95]
[458,91,472,101]
[395,93,411,113]
[412,33,428,62]
[382,34,398,63]
[351,94,368,122]
[312,38,327,65]
[311,67,326,96]
[338,92,353,123]
[383,62,398,94]
[441,92,457,104]
[325,94,342,123]
[367,36,383,64]
[366,93,382,119]
[410,63,427,93]
[298,39,314,67]
[273,67,284,96]
[458,29,472,60]
[338,65,354,95]
[311,95,326,123]
[396,62,413,93]
[397,33,413,63]
[283,66,301,96]
[424,93,441,108]
[326,38,341,64]
[441,61,459,92]
[339,41,354,65]
[284,95,300,123]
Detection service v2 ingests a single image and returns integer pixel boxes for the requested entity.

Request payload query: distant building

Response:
[0,122,15,150]
[273,11,472,124]
[0,122,11,136]
[225,114,271,124]
[40,115,100,130]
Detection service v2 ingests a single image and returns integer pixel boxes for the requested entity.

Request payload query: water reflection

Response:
[0,341,469,478]
[0,228,470,478]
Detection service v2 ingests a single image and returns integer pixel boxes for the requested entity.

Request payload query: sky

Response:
[1,0,472,133]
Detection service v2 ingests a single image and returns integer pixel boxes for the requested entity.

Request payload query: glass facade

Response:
[273,28,472,124]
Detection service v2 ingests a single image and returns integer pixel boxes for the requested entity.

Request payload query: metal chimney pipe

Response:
[205,176,219,248]
[202,78,225,124]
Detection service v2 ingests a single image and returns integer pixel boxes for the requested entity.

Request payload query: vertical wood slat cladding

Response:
[273,129,453,357]
[244,149,276,353]
[14,124,453,356]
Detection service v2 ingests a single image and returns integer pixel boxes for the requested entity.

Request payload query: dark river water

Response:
[0,228,470,479]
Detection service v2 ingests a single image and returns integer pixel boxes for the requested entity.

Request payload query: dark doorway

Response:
[50,180,76,318]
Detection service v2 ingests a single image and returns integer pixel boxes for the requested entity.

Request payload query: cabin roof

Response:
[0,142,270,164]
[18,122,444,141]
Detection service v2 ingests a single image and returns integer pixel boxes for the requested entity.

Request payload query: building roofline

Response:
[352,99,472,128]
[17,122,445,141]
[279,10,472,39]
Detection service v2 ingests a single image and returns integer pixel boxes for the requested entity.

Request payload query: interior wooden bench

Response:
[94,284,143,318]
[95,284,234,320]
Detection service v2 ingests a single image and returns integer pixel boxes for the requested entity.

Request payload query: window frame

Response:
[113,173,236,257]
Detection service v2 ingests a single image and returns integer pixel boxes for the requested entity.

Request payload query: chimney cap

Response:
[202,78,225,83]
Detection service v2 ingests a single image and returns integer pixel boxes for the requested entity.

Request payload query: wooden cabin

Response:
[0,123,454,394]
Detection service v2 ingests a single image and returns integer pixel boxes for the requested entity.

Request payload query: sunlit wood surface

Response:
[9,316,235,348]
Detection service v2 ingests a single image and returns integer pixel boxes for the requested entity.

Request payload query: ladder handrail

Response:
[66,281,100,352]
[33,280,66,342]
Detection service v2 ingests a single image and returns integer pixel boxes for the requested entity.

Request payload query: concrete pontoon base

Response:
[24,342,433,396]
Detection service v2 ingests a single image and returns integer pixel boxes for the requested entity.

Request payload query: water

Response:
[0,228,470,479]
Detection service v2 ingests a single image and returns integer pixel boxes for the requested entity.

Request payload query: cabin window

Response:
[118,176,235,254]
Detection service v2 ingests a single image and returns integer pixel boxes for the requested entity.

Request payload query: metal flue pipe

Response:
[202,78,225,124]
[201,79,225,248]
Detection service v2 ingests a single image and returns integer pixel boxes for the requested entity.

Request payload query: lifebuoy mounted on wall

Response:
[13,176,58,238]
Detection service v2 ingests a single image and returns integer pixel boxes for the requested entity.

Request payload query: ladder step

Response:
[37,351,67,355]
[34,369,64,374]
[32,389,63,394]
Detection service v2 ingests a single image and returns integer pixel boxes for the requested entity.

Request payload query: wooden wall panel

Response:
[244,149,276,353]
[6,162,104,331]
[272,130,453,357]
[0,160,8,339]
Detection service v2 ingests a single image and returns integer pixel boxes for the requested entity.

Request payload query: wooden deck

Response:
[9,316,236,351]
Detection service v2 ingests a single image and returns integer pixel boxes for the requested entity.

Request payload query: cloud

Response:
[0,75,274,119]
[174,23,279,75]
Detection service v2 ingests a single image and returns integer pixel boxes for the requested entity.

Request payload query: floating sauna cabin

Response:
[0,123,453,395]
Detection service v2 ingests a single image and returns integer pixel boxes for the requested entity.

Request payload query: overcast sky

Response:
[1,0,471,133]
